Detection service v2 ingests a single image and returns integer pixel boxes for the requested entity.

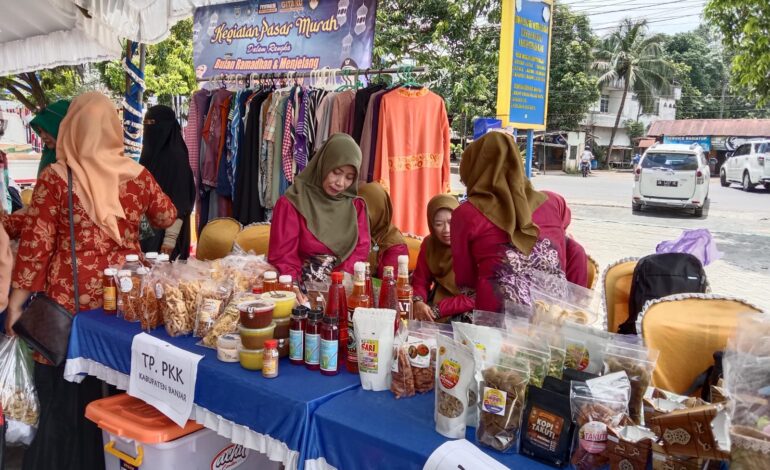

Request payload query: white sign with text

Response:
[128,333,203,427]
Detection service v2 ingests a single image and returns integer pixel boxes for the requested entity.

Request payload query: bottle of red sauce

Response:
[326,272,347,370]
[379,266,399,332]
[319,314,339,376]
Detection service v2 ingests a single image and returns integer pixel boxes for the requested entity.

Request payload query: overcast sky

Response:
[559,0,707,36]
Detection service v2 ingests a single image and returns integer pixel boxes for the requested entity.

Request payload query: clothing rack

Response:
[196,66,428,84]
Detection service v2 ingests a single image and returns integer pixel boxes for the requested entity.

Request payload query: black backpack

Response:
[620,253,707,334]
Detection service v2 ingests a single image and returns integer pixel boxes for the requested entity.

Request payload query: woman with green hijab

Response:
[268,134,371,291]
[30,100,70,176]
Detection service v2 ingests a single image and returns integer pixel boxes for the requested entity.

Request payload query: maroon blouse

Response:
[267,196,371,281]
[531,190,571,271]
[375,243,408,279]
[412,242,475,318]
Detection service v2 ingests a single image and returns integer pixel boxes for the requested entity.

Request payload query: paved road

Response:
[451,169,770,310]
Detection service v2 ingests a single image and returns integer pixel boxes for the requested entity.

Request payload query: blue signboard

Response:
[192,0,378,79]
[495,0,554,130]
[663,135,712,151]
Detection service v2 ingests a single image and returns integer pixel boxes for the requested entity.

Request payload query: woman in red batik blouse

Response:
[4,92,176,470]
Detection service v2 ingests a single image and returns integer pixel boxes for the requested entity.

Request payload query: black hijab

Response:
[139,105,196,259]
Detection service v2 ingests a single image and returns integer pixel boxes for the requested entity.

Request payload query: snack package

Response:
[435,335,475,439]
[407,325,442,394]
[211,254,275,293]
[159,274,193,337]
[476,362,530,453]
[562,322,611,375]
[391,321,448,398]
[730,425,770,470]
[354,308,397,391]
[521,385,576,468]
[472,310,508,329]
[140,265,165,332]
[202,292,260,347]
[0,337,39,445]
[570,374,631,470]
[194,278,233,338]
[562,368,600,383]
[177,265,206,325]
[503,300,535,322]
[606,426,657,470]
[723,313,770,431]
[530,270,602,329]
[649,402,731,460]
[118,267,146,322]
[453,322,505,424]
[498,331,551,388]
[603,342,659,424]
[650,442,705,470]
[391,324,415,399]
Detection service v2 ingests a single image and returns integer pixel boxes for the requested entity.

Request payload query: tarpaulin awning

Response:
[0,0,231,76]
[648,119,770,138]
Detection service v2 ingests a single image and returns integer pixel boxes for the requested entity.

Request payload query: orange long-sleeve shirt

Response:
[374,88,451,236]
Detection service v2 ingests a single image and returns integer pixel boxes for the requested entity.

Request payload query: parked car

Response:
[720,140,770,191]
[632,143,710,217]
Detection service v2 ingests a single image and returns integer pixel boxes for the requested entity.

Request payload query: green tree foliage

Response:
[1,67,85,112]
[663,27,770,119]
[594,19,673,160]
[373,0,501,136]
[374,2,603,136]
[623,119,645,141]
[547,5,599,131]
[98,19,196,105]
[705,0,770,105]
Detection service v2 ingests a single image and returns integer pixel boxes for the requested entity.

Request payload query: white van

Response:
[632,143,710,217]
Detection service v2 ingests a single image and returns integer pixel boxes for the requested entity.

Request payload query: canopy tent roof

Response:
[0,0,229,76]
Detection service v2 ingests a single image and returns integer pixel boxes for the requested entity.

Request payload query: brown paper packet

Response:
[607,426,656,470]
[649,403,730,461]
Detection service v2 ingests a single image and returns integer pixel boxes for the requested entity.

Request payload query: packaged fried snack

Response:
[476,362,530,453]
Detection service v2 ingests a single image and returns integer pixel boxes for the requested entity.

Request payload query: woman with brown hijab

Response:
[4,92,176,470]
[451,132,563,313]
[358,182,408,279]
[412,194,475,321]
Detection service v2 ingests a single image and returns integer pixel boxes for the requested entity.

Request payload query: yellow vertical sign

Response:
[496,0,554,130]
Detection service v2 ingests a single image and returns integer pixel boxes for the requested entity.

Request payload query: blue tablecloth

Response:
[306,388,552,470]
[66,309,360,469]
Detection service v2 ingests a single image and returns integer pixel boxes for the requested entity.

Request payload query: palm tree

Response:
[594,19,674,164]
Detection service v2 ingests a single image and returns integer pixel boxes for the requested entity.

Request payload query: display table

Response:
[66,310,551,470]
[304,388,551,470]
[64,310,360,470]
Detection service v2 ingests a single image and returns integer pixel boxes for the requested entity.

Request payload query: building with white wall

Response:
[581,83,680,163]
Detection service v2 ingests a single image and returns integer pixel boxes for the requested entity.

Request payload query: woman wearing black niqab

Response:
[139,105,196,260]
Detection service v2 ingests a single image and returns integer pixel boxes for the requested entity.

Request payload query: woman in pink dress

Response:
[268,134,370,294]
[451,132,563,313]
[412,194,475,321]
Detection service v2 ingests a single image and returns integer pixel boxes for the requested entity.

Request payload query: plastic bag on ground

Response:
[0,336,39,445]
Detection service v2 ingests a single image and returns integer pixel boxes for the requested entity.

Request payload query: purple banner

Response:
[193,0,378,79]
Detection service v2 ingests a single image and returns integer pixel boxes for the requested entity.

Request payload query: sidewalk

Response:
[570,217,770,313]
